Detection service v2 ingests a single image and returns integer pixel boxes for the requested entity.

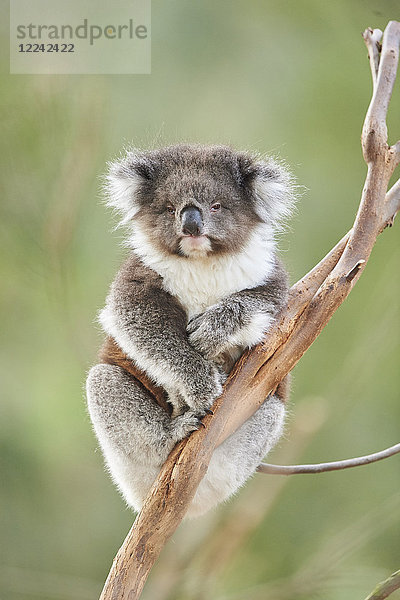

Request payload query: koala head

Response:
[105,144,294,259]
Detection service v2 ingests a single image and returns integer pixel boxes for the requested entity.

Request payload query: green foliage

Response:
[1,1,399,598]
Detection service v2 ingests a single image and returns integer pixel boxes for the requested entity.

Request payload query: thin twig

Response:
[364,570,400,600]
[257,442,400,475]
[363,27,383,90]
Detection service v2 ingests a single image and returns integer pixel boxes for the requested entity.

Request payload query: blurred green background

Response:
[1,1,399,599]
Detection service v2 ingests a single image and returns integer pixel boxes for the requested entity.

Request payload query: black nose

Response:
[181,206,203,236]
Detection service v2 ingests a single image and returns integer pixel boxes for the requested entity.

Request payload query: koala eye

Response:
[166,205,176,215]
[210,202,221,212]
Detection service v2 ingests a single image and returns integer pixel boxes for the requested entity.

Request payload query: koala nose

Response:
[181,206,203,236]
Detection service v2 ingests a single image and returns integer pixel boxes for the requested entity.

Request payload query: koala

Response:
[86,144,295,518]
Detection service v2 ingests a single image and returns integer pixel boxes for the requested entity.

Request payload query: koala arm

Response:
[187,258,288,362]
[99,255,223,414]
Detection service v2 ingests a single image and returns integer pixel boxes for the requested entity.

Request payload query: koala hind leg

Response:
[187,391,286,518]
[86,363,202,512]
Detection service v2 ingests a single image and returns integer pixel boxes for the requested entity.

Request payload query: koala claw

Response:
[186,313,203,333]
[205,408,214,415]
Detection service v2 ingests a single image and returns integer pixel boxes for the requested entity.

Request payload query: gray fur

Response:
[86,144,294,518]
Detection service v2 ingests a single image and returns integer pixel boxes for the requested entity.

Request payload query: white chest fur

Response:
[130,224,276,318]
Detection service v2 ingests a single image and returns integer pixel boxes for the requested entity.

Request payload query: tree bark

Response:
[99,21,400,600]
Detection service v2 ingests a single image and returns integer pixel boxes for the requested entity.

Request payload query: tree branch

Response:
[363,27,383,90]
[392,141,400,167]
[364,570,400,600]
[257,442,400,475]
[384,178,400,226]
[99,21,400,600]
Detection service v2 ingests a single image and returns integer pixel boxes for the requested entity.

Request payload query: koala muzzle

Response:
[181,206,203,236]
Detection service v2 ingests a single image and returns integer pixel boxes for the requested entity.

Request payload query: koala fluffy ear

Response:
[104,151,155,225]
[239,155,296,228]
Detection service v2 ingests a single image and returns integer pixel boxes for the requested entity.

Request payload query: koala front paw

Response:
[167,390,187,418]
[170,409,205,442]
[187,308,230,360]
[183,362,226,416]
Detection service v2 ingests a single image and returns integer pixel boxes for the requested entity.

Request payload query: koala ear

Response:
[238,155,296,227]
[104,150,155,225]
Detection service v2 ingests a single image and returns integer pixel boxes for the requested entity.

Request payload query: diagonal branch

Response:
[99,21,400,600]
